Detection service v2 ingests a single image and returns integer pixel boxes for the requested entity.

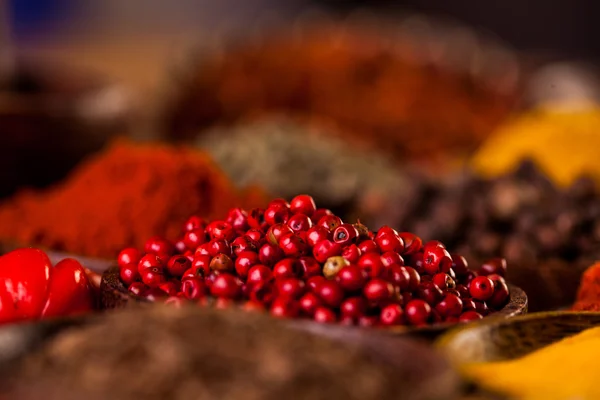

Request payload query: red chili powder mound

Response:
[0,139,267,258]
[573,262,600,311]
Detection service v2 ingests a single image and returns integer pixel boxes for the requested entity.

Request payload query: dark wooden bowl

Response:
[437,311,600,364]
[100,265,528,340]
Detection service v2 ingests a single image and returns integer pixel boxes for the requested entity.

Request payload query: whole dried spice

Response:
[161,23,518,166]
[196,117,411,226]
[386,161,600,311]
[4,306,459,400]
[0,140,266,258]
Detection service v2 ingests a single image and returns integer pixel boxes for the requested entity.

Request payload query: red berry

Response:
[416,282,444,306]
[376,233,404,253]
[181,277,206,300]
[307,276,326,292]
[305,226,331,247]
[209,254,234,272]
[357,252,384,278]
[264,203,291,226]
[128,282,147,296]
[159,281,180,296]
[385,265,410,291]
[380,304,405,326]
[183,215,206,232]
[403,266,421,291]
[231,236,258,256]
[210,273,241,299]
[287,213,313,233]
[167,255,192,277]
[213,240,233,258]
[375,226,399,240]
[290,194,317,216]
[118,248,141,268]
[459,311,483,322]
[432,273,456,290]
[144,236,175,256]
[317,215,342,231]
[226,207,249,232]
[405,299,432,326]
[141,268,167,287]
[259,243,285,266]
[314,306,337,323]
[398,232,422,255]
[174,240,187,254]
[206,221,235,242]
[246,265,273,287]
[357,239,379,254]
[450,254,470,276]
[488,279,510,309]
[363,279,393,303]
[462,298,476,312]
[298,256,321,278]
[435,293,463,318]
[332,224,358,246]
[340,297,367,319]
[119,264,139,286]
[234,251,260,278]
[277,278,306,299]
[266,223,293,246]
[336,265,367,292]
[422,241,452,275]
[299,292,322,316]
[279,233,308,257]
[188,254,211,278]
[249,281,277,305]
[311,208,333,224]
[380,251,404,267]
[469,276,495,301]
[245,229,263,242]
[316,281,344,308]
[270,298,300,318]
[341,244,362,264]
[247,208,267,231]
[273,258,302,279]
[478,258,508,277]
[474,300,490,316]
[137,254,164,274]
[267,198,290,209]
[312,240,342,263]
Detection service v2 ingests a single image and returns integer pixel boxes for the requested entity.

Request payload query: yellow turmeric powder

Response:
[462,326,600,399]
[471,107,600,187]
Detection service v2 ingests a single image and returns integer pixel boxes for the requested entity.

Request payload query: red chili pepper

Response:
[0,248,94,324]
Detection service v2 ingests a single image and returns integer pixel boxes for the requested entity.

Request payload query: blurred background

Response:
[2,0,600,311]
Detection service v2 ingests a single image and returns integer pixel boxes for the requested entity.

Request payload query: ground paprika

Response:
[0,139,267,258]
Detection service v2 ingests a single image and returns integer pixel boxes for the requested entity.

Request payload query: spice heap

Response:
[196,117,409,226]
[110,194,511,327]
[389,161,600,311]
[6,306,458,400]
[162,23,517,165]
[471,107,600,187]
[462,326,600,399]
[0,140,266,258]
[572,262,600,311]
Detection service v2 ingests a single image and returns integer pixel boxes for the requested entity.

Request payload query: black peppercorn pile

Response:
[3,305,459,400]
[195,117,410,226]
[390,161,600,311]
